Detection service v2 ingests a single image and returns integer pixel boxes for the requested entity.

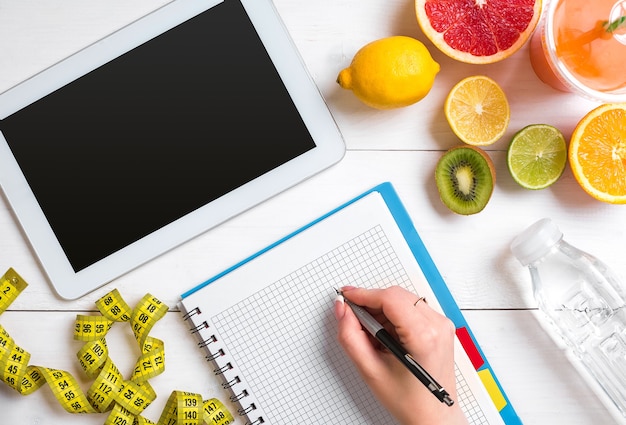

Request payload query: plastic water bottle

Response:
[510,218,626,420]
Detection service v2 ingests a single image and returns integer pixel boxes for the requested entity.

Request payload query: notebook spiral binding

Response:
[181,305,265,425]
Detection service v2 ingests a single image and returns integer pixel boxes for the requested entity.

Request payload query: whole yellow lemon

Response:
[337,36,440,109]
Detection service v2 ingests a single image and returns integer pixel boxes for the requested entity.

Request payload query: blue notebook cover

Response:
[182,181,521,424]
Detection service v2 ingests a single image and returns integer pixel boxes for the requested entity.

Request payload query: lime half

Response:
[507,124,567,190]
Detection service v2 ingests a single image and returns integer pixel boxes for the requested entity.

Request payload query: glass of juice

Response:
[529,0,626,102]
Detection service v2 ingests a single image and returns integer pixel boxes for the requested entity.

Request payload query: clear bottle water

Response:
[511,218,626,420]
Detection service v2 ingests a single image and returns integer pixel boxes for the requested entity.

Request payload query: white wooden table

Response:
[1,1,625,424]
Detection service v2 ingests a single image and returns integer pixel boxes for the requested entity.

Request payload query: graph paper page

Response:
[180,189,505,425]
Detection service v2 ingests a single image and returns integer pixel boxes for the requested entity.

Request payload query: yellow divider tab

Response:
[477,368,507,412]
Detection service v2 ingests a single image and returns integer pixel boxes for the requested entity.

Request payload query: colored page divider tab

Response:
[456,326,484,370]
[478,369,508,412]
[456,326,508,412]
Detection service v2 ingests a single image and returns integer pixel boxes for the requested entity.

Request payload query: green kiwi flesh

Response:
[435,145,495,215]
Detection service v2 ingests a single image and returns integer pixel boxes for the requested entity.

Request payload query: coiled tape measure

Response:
[0,267,234,425]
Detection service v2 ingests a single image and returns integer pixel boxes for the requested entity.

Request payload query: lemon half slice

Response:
[444,75,510,146]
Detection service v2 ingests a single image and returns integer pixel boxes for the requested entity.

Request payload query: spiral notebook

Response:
[178,182,521,425]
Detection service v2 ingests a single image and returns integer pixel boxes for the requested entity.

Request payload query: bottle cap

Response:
[510,218,563,266]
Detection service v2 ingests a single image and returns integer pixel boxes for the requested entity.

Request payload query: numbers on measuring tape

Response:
[0,268,234,425]
[204,398,235,425]
[96,289,132,323]
[0,268,27,314]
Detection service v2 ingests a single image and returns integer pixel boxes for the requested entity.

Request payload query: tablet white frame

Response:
[0,0,345,299]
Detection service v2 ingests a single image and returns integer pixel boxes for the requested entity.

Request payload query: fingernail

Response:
[334,294,345,320]
[340,285,357,292]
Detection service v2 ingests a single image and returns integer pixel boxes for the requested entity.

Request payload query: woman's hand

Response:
[335,285,469,425]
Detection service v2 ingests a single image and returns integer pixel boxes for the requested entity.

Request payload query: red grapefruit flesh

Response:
[416,0,542,64]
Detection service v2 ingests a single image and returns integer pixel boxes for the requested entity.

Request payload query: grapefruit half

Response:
[415,0,542,64]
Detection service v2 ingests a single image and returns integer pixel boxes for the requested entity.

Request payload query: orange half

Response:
[569,103,626,204]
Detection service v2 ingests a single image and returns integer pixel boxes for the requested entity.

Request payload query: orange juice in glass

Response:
[529,0,626,102]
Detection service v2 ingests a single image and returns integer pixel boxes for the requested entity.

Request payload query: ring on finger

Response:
[413,296,426,307]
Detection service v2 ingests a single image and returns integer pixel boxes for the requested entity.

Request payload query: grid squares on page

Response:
[212,226,400,424]
[455,364,488,424]
[210,226,488,424]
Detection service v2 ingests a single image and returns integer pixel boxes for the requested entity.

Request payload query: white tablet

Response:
[0,0,345,299]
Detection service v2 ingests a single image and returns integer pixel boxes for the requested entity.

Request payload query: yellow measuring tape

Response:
[0,267,234,425]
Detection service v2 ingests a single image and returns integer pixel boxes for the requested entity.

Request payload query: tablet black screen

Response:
[0,0,316,272]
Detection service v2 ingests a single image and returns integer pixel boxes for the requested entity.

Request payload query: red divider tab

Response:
[456,327,484,370]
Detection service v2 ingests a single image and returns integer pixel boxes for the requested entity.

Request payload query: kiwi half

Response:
[435,145,495,215]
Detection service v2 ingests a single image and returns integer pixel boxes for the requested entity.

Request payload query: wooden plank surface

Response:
[1,0,625,424]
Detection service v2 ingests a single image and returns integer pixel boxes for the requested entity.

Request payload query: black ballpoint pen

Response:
[337,290,454,406]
